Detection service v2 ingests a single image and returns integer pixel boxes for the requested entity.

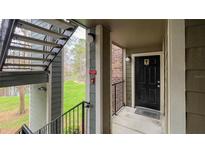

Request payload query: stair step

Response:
[9,46,54,55]
[42,19,75,30]
[7,55,51,61]
[3,67,32,70]
[16,20,68,40]
[4,63,47,67]
[0,19,77,72]
[12,34,61,47]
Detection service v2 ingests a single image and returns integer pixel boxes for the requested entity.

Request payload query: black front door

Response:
[135,55,160,110]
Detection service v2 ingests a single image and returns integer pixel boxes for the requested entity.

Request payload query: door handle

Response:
[157,85,160,88]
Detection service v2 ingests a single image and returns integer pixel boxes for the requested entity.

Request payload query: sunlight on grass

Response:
[64,80,85,112]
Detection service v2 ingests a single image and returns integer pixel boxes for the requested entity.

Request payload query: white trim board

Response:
[46,66,52,123]
[131,51,165,116]
[123,48,127,106]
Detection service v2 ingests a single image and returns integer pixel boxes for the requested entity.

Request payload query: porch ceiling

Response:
[76,19,166,49]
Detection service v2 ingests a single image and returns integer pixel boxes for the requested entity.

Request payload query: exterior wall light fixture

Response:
[38,87,47,92]
[125,56,131,62]
[87,33,95,43]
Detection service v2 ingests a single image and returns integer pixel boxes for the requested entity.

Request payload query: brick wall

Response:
[112,44,123,113]
[112,44,123,83]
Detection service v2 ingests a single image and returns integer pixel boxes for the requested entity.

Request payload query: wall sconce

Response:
[125,56,131,62]
[38,87,47,92]
[87,32,95,43]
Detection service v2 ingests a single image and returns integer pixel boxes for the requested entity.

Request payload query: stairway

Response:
[0,19,78,72]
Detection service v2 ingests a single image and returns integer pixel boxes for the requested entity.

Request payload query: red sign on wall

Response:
[89,70,97,75]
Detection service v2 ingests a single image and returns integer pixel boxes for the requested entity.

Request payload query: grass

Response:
[63,80,85,112]
[0,96,29,112]
[0,80,85,133]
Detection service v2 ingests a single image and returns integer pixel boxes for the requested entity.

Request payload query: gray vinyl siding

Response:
[51,52,62,120]
[88,27,96,134]
[0,71,48,87]
[185,19,205,133]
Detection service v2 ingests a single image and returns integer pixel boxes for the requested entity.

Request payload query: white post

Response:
[167,19,186,133]
[29,83,48,132]
[95,25,103,133]
[95,25,111,133]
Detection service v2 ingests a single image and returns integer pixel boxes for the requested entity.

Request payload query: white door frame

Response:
[131,51,165,115]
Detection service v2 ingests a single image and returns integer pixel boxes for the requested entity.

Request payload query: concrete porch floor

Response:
[112,106,162,134]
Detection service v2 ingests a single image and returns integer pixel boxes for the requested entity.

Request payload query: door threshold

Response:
[135,106,160,120]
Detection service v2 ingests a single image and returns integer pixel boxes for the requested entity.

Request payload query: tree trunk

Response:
[19,86,25,114]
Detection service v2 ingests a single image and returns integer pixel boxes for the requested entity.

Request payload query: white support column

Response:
[96,25,111,134]
[95,25,103,133]
[167,19,186,133]
[29,83,48,132]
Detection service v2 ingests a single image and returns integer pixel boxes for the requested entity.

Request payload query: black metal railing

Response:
[35,101,89,134]
[17,124,33,134]
[112,80,125,115]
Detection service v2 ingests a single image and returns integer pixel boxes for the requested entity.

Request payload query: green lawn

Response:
[0,96,29,112]
[64,80,85,112]
[0,80,85,133]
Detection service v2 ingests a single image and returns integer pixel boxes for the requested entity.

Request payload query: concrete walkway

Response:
[112,106,162,134]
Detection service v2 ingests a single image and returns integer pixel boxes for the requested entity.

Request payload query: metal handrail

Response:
[35,101,89,134]
[112,80,124,86]
[17,124,33,134]
[112,80,125,115]
[16,101,89,134]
